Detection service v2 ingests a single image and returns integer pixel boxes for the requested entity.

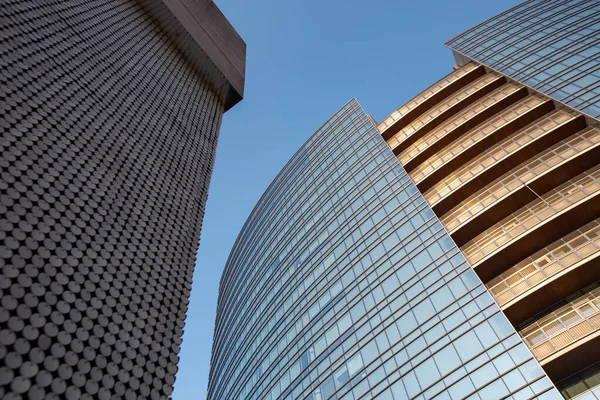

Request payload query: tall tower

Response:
[0,1,244,399]
[209,1,600,399]
[209,99,562,400]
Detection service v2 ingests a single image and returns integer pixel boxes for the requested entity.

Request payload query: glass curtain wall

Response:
[447,0,600,118]
[208,99,561,400]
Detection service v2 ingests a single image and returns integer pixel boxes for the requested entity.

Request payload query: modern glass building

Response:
[209,1,600,399]
[378,58,600,399]
[0,1,244,399]
[446,0,600,118]
[208,99,560,400]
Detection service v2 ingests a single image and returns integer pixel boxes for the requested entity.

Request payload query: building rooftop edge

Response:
[138,0,246,111]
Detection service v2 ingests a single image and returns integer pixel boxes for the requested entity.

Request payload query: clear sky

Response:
[173,0,524,398]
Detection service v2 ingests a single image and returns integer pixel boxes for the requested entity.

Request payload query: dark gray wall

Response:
[0,0,230,398]
[139,0,246,110]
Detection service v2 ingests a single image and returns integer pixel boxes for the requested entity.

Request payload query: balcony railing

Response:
[488,220,600,307]
[424,108,576,207]
[441,125,600,233]
[387,73,503,150]
[408,94,549,183]
[461,164,600,266]
[378,63,478,133]
[519,284,600,361]
[555,359,600,399]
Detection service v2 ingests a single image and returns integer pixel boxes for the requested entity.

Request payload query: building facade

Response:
[0,1,244,399]
[208,99,559,400]
[378,59,600,399]
[445,0,600,118]
[210,1,600,399]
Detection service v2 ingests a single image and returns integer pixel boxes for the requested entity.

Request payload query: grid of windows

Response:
[446,0,600,118]
[207,100,561,400]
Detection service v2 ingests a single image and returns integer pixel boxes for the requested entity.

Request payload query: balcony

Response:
[555,360,600,399]
[519,283,600,380]
[407,95,554,190]
[461,164,600,282]
[441,124,600,246]
[488,219,600,325]
[379,63,484,140]
[387,73,506,153]
[424,110,585,216]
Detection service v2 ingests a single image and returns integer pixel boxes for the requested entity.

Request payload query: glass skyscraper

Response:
[209,99,557,400]
[209,1,600,400]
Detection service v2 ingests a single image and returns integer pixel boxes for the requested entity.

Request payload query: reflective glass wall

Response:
[207,99,561,399]
[446,0,600,118]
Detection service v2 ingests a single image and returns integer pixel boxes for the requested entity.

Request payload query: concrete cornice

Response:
[137,0,246,111]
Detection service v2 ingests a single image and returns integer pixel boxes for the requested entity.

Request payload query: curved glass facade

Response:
[207,99,560,400]
[446,0,600,118]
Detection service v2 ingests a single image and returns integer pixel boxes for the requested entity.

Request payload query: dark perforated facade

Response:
[0,1,244,399]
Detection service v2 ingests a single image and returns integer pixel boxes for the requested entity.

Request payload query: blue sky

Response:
[173,0,523,398]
